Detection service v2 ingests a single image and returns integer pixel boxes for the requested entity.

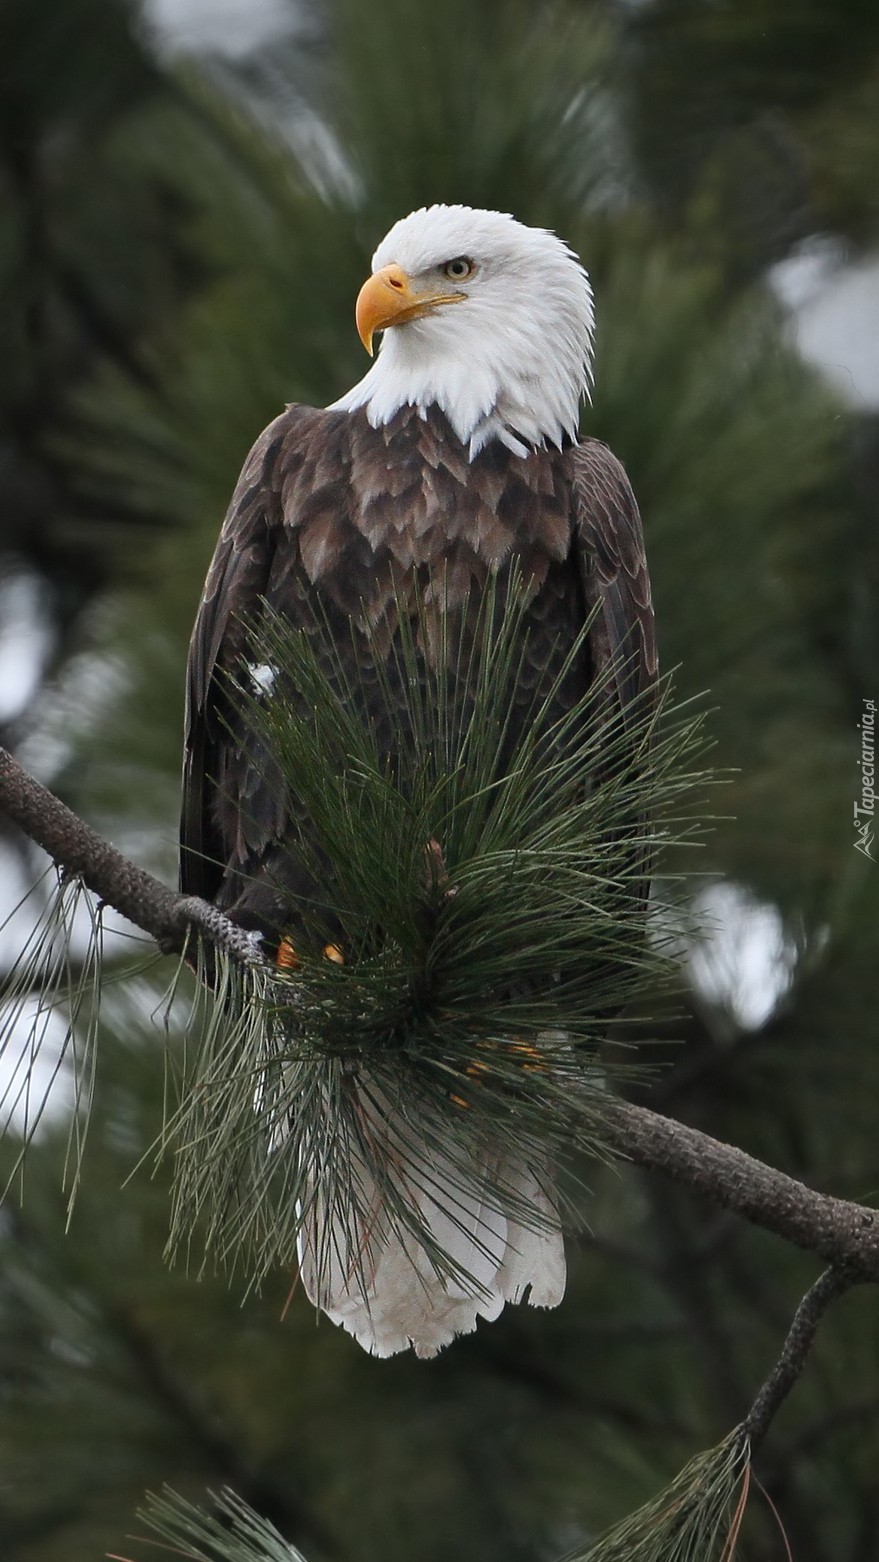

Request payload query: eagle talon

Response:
[276,935,344,968]
[506,1039,546,1073]
[276,935,300,971]
[448,1037,546,1109]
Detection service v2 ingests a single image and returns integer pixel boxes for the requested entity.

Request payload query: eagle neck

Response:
[329,336,581,460]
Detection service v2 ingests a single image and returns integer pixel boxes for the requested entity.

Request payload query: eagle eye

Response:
[443,256,475,282]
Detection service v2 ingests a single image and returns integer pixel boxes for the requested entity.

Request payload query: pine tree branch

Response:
[3,744,879,1287]
[0,744,260,966]
[743,1266,858,1453]
[602,1098,879,1280]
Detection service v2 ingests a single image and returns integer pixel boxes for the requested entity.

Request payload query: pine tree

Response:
[1,1,878,1559]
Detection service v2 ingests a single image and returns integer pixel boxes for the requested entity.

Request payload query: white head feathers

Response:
[330,204,595,459]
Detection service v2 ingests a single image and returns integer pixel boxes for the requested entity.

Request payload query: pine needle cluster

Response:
[566,1430,751,1561]
[125,1486,308,1562]
[160,576,712,1290]
[128,1433,753,1562]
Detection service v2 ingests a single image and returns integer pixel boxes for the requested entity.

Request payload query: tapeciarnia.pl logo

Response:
[854,698,876,860]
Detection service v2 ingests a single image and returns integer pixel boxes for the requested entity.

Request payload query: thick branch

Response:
[602,1098,879,1280]
[0,745,259,966]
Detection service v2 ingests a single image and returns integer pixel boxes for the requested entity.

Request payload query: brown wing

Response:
[181,401,377,929]
[570,437,657,726]
[180,409,301,904]
[570,437,658,909]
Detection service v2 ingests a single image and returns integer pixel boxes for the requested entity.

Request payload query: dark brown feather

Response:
[570,437,658,724]
[180,404,657,940]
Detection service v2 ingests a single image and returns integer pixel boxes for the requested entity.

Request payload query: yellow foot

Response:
[449,1037,546,1107]
[276,935,300,971]
[276,937,344,968]
[503,1040,545,1073]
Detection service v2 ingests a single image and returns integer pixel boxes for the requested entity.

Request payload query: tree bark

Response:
[602,1098,879,1280]
[0,745,260,965]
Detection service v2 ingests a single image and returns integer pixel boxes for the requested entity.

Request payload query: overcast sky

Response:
[145,0,295,57]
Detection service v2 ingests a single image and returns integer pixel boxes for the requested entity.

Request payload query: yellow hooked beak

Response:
[355,263,466,355]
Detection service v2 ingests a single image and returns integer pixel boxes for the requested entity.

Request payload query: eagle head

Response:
[330,204,595,458]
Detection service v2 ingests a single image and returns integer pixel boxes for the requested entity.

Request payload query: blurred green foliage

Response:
[0,0,208,657]
[1,0,878,1559]
[628,0,879,268]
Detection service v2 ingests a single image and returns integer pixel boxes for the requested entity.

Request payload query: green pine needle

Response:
[565,1429,752,1562]
[0,866,105,1218]
[159,574,715,1293]
[122,1485,307,1562]
[123,1432,752,1562]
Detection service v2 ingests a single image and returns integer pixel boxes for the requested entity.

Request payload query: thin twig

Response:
[743,1266,857,1451]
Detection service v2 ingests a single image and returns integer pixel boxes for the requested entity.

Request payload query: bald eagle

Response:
[180,205,656,1357]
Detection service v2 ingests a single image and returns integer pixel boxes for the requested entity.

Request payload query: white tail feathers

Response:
[296,1081,566,1358]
